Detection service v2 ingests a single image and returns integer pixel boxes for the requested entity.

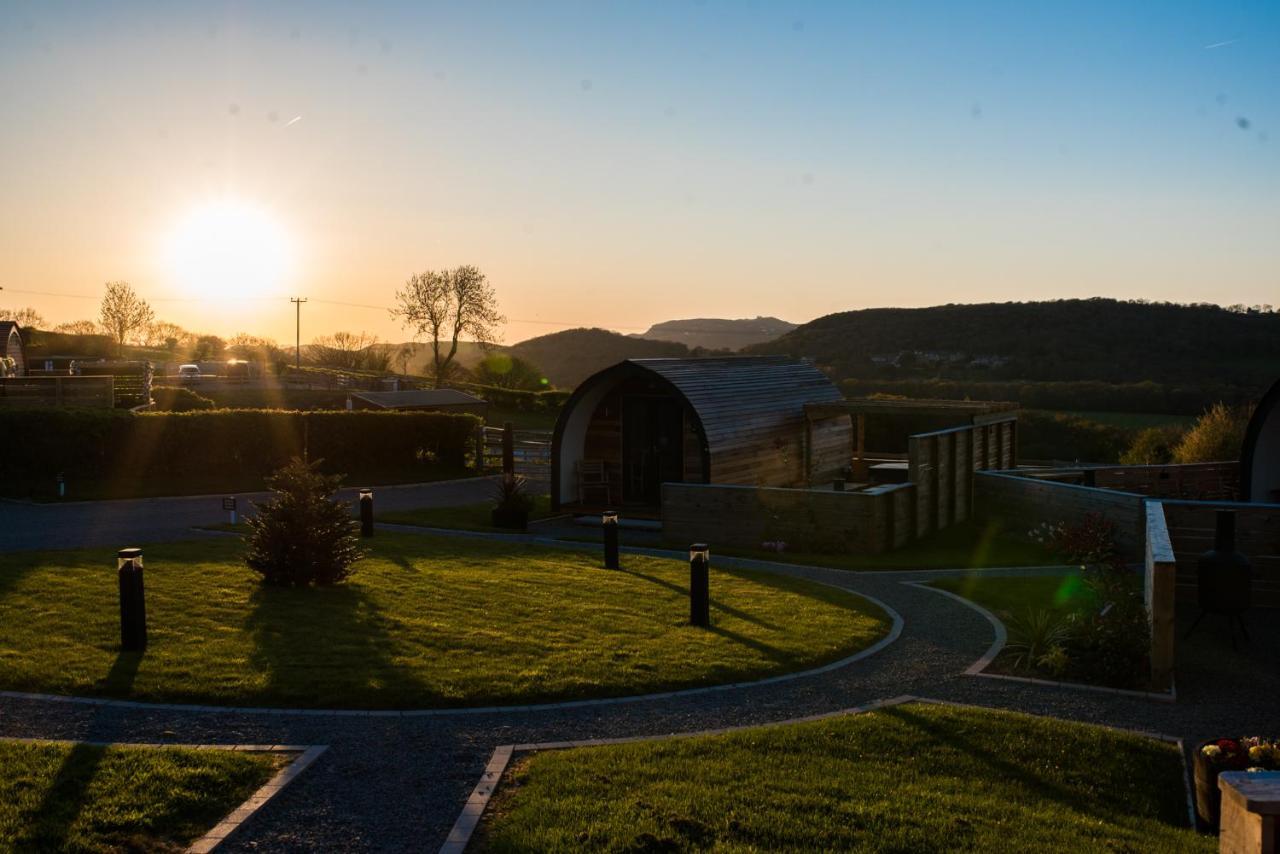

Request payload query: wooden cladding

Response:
[906,418,1015,541]
[663,481,916,555]
[1161,500,1280,609]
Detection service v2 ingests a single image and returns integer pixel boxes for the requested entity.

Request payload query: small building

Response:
[348,388,489,418]
[0,321,25,377]
[551,357,851,512]
[1242,378,1280,503]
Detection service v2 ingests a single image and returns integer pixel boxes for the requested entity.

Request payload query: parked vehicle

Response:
[177,364,202,382]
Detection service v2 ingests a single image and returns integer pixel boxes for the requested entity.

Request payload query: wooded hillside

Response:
[749,299,1280,389]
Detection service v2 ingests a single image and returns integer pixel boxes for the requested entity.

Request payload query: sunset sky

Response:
[1,1,1276,345]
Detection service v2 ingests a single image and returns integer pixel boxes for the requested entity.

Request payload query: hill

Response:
[509,328,688,388]
[749,299,1280,390]
[635,316,796,351]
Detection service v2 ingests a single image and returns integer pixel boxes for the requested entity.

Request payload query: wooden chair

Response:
[577,459,615,506]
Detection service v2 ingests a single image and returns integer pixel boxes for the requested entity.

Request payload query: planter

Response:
[1194,740,1250,831]
[491,507,529,530]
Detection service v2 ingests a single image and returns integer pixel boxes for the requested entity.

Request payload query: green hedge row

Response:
[0,408,480,484]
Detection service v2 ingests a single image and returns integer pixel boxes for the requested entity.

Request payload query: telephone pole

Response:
[290,297,307,369]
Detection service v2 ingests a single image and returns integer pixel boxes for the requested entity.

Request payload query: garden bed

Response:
[929,572,1156,692]
[0,741,277,851]
[474,701,1206,852]
[0,533,889,709]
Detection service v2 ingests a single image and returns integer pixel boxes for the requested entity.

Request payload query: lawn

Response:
[477,701,1207,853]
[379,495,556,530]
[0,741,277,852]
[0,533,888,709]
[656,520,1065,572]
[929,573,1094,618]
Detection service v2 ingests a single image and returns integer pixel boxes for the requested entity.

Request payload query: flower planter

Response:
[491,507,529,530]
[1193,741,1226,831]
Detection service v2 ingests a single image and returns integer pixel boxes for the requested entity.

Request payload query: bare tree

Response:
[0,306,46,327]
[391,266,503,388]
[98,281,154,356]
[309,331,380,370]
[53,319,100,336]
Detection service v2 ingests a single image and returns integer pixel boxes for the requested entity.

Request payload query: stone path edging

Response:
[910,581,1178,702]
[0,737,327,853]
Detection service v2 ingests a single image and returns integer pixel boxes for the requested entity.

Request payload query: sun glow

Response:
[164,200,294,299]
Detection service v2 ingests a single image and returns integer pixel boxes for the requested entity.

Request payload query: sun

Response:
[164,199,293,298]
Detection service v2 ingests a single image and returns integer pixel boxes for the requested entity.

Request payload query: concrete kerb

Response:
[440,694,1200,853]
[0,737,327,853]
[909,581,1178,703]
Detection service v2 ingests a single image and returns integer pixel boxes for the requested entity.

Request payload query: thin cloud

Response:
[1203,39,1238,50]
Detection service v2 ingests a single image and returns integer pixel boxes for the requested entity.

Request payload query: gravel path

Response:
[1,532,1276,852]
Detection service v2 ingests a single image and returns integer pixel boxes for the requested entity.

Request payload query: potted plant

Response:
[491,474,534,530]
[1193,737,1280,830]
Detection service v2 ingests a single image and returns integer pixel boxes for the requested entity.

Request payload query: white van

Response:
[177,364,202,382]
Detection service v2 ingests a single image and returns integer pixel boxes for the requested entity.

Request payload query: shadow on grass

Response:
[18,650,143,850]
[883,704,1190,829]
[246,579,429,708]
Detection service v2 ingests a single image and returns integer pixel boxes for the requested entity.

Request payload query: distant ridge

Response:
[748,298,1280,387]
[634,316,796,351]
[509,327,688,388]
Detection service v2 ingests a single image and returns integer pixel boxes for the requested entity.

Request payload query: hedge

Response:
[0,408,480,485]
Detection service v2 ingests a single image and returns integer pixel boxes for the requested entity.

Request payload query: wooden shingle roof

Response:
[626,356,842,447]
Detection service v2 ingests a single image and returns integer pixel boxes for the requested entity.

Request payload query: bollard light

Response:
[602,510,620,569]
[57,472,66,499]
[359,489,374,537]
[689,543,710,627]
[117,547,147,651]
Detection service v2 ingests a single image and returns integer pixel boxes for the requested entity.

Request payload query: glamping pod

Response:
[551,357,849,512]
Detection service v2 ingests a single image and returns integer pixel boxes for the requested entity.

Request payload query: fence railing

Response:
[0,376,115,408]
[481,426,552,481]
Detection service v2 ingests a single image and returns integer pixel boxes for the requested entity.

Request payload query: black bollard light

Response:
[689,543,710,627]
[117,547,147,651]
[602,510,620,569]
[359,489,374,537]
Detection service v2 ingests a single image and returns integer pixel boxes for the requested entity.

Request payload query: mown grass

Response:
[477,702,1207,853]
[379,496,556,531]
[930,573,1094,618]
[0,533,888,709]
[668,520,1064,573]
[0,741,277,852]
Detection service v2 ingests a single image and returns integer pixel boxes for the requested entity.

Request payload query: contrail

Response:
[285,115,302,127]
[1203,39,1237,49]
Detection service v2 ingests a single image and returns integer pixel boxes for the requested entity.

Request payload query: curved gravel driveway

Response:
[1,533,1275,852]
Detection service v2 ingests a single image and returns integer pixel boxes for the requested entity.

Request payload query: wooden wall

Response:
[662,481,916,555]
[1160,499,1280,608]
[1021,462,1240,502]
[807,413,854,484]
[974,470,1148,556]
[905,418,1014,540]
[1144,502,1177,691]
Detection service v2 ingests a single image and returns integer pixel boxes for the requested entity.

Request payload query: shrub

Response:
[1016,411,1132,463]
[245,458,365,585]
[151,385,215,411]
[1120,424,1186,465]
[473,354,549,390]
[1173,403,1251,464]
[493,473,535,513]
[1060,593,1149,688]
[1003,609,1069,672]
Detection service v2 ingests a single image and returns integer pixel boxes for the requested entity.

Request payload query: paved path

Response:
[0,477,497,552]
[1,530,1276,851]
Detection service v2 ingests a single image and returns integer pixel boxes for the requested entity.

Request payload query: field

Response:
[0,533,889,709]
[477,701,1206,852]
[0,741,276,852]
